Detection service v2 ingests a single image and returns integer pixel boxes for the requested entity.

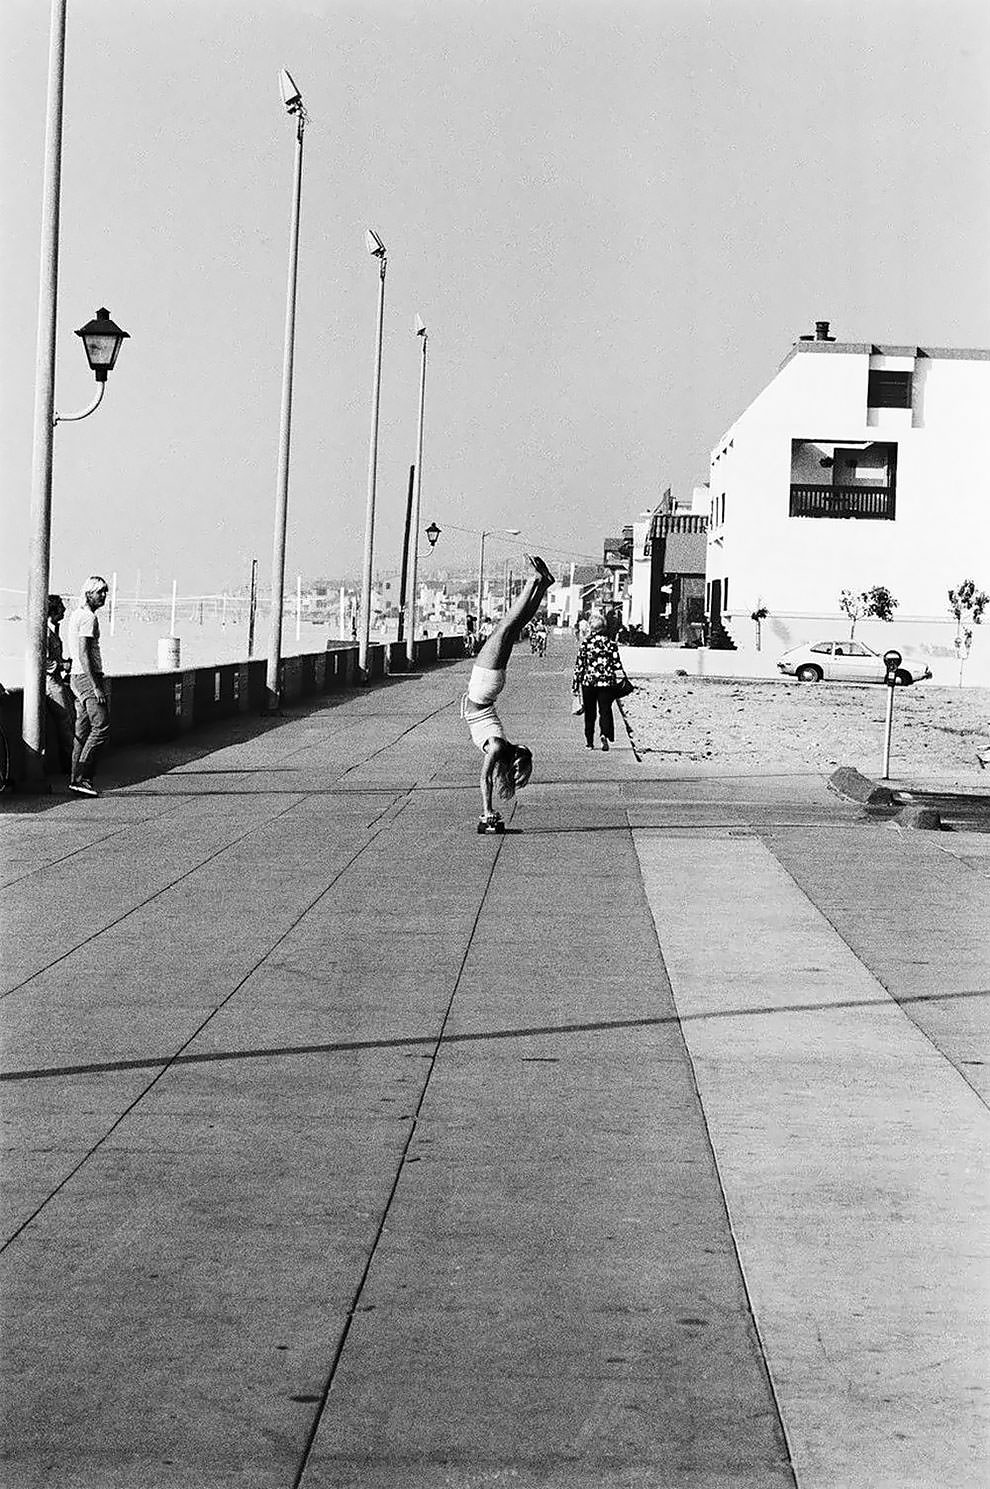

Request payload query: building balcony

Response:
[789,483,896,520]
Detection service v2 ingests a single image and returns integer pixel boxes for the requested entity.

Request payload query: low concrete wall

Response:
[622,623,990,686]
[619,646,780,681]
[722,611,990,687]
[0,638,466,786]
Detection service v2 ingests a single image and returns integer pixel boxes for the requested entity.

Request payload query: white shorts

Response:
[461,665,507,751]
[466,665,505,705]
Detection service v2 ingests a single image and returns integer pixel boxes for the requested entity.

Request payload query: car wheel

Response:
[796,664,823,683]
[894,668,912,686]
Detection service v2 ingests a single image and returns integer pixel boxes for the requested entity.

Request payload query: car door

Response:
[842,642,884,682]
[827,641,860,680]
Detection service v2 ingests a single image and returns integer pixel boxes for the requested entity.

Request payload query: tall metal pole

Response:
[405,324,428,665]
[396,463,415,645]
[476,531,487,630]
[247,558,258,656]
[265,96,305,711]
[22,0,68,785]
[359,250,387,675]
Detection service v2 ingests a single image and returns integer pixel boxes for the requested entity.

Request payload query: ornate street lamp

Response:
[74,307,129,380]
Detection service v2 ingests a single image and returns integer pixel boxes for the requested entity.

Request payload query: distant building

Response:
[623,489,708,639]
[706,322,990,646]
[546,565,610,628]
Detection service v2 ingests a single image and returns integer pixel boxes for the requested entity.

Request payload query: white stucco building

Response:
[706,325,990,671]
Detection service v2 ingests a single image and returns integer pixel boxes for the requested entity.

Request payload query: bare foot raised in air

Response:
[525,554,556,585]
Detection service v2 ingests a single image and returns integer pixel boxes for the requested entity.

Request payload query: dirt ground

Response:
[620,676,990,781]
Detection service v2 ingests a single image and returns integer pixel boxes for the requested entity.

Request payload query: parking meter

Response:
[881,650,902,778]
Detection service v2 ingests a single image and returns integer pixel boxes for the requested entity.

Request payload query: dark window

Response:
[868,370,912,408]
[723,577,729,608]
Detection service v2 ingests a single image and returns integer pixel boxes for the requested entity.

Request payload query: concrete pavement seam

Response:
[761,837,990,1117]
[0,823,155,890]
[292,829,507,1489]
[0,802,405,1255]
[331,694,459,787]
[0,791,310,1002]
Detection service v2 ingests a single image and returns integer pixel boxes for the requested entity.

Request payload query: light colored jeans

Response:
[70,674,110,782]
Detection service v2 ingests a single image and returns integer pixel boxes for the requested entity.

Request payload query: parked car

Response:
[777,640,932,685]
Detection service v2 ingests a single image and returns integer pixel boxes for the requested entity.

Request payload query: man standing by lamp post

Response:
[67,575,110,797]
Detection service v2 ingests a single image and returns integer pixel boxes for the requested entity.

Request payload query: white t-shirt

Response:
[67,605,103,676]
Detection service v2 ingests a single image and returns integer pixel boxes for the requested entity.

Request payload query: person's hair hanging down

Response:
[460,553,555,833]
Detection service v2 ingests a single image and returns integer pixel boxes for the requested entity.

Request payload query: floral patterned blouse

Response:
[573,633,624,690]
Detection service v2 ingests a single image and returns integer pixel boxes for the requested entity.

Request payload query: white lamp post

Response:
[404,316,429,665]
[265,68,306,712]
[358,228,387,676]
[477,528,521,627]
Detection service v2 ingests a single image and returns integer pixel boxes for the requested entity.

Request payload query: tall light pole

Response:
[265,68,306,712]
[477,528,521,628]
[404,316,428,665]
[359,228,387,676]
[22,0,68,787]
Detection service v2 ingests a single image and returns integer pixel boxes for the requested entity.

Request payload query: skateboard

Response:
[477,813,505,835]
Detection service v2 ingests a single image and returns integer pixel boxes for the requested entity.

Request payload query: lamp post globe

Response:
[74,307,129,381]
[425,522,441,548]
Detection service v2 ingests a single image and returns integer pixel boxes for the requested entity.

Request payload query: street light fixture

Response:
[358,228,387,676]
[425,522,441,548]
[51,307,130,426]
[478,527,520,627]
[265,68,307,712]
[404,315,428,665]
[75,307,129,379]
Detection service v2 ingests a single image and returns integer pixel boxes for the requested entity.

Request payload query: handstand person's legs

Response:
[475,556,554,672]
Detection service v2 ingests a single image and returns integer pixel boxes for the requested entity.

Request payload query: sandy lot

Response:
[621,676,990,781]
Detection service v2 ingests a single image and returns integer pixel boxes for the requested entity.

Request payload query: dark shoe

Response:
[601,738,610,751]
[477,813,505,835]
[585,741,594,749]
[69,779,99,797]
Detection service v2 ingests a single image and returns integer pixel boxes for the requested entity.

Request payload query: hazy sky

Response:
[2,0,988,599]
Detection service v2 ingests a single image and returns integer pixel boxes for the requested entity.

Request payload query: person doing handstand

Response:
[462,554,555,833]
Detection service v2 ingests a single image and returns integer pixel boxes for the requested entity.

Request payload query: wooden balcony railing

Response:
[789,483,896,520]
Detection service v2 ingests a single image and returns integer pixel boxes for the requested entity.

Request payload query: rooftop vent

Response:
[799,320,836,343]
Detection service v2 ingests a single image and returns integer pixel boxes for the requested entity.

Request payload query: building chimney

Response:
[815,320,835,341]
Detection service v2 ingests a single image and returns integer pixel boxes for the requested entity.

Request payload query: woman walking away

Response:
[462,554,555,834]
[573,615,625,750]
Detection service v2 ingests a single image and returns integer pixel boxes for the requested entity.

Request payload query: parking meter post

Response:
[880,649,902,780]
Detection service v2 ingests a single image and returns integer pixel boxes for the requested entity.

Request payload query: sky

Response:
[2,0,989,601]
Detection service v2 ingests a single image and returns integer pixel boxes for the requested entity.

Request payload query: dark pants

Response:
[70,675,110,782]
[45,676,76,772]
[582,685,615,745]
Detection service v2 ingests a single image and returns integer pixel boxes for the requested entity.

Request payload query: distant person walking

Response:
[573,615,625,751]
[45,594,75,775]
[67,575,110,797]
[462,554,555,833]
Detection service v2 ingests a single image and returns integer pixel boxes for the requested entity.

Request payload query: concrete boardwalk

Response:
[1,645,988,1488]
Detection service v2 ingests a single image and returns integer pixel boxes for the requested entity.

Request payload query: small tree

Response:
[948,578,989,686]
[750,604,769,651]
[839,584,898,640]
